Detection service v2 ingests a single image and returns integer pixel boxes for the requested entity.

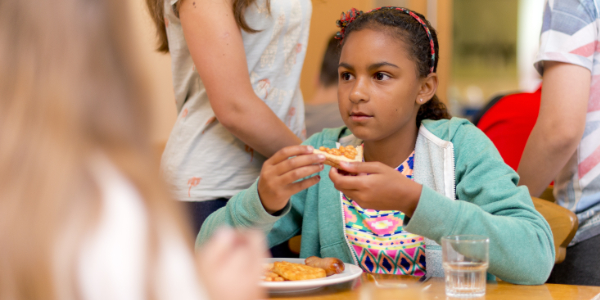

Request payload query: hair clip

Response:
[335,8,363,40]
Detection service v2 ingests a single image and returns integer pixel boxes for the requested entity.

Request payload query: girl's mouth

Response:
[349,112,373,122]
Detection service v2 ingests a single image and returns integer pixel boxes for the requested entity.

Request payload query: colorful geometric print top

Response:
[342,151,426,275]
[535,0,600,244]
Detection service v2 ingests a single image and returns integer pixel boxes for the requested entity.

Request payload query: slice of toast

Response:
[313,144,363,169]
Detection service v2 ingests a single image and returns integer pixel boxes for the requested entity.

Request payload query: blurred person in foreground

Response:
[518,0,600,286]
[305,35,345,137]
[0,1,265,299]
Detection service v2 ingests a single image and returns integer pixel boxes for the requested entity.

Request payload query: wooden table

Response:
[268,274,600,300]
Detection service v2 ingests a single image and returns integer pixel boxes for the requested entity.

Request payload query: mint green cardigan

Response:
[197,118,555,285]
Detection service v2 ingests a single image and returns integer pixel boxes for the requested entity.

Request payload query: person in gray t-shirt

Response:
[146,0,311,235]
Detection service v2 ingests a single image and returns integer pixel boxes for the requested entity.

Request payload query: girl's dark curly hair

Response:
[340,8,451,126]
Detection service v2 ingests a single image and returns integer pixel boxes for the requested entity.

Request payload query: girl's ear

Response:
[416,73,438,104]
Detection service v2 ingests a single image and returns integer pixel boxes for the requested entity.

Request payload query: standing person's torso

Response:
[536,0,600,244]
[162,0,311,201]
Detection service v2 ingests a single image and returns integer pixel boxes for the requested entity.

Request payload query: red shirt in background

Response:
[475,87,542,172]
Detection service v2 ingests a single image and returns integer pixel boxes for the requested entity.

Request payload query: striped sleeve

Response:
[535,0,598,74]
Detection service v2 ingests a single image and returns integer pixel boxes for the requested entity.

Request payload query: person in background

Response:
[198,7,554,284]
[305,35,345,137]
[473,87,542,171]
[145,0,311,234]
[517,0,600,286]
[0,0,265,299]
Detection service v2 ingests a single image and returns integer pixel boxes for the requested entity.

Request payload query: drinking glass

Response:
[441,235,489,298]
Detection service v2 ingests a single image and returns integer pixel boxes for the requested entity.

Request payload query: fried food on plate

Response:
[313,144,363,169]
[272,261,326,281]
[263,263,284,282]
[264,271,285,282]
[305,256,345,276]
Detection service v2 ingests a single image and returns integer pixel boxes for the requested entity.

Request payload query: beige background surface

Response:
[128,0,452,146]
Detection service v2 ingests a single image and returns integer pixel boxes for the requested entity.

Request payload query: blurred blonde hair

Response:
[0,0,191,299]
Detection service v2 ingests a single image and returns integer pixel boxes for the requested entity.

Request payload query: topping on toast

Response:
[313,144,363,169]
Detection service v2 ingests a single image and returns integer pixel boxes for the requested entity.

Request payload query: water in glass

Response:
[443,261,488,298]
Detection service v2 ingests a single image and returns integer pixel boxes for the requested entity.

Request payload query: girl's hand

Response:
[258,145,325,214]
[329,161,423,217]
[196,228,267,300]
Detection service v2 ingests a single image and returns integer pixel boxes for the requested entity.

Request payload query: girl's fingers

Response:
[278,164,324,186]
[235,229,267,258]
[231,230,265,270]
[199,227,236,263]
[244,230,268,258]
[287,174,321,195]
[243,230,268,275]
[272,152,325,176]
[329,167,365,191]
[338,161,385,174]
[267,145,315,166]
[224,243,250,275]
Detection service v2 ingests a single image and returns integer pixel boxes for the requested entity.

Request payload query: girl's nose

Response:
[349,77,369,104]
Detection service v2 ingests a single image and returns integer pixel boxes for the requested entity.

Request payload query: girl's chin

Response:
[346,126,376,141]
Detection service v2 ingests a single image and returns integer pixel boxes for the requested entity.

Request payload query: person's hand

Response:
[258,145,325,214]
[329,161,423,216]
[196,227,267,300]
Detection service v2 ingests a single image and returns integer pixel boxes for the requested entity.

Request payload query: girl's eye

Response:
[374,72,391,81]
[340,72,353,81]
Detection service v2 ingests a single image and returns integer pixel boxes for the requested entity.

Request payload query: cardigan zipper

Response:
[446,143,457,200]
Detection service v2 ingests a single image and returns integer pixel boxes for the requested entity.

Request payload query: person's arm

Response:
[518,61,590,196]
[178,0,301,157]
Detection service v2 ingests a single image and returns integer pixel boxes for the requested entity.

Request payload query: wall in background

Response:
[517,0,545,92]
[449,0,520,117]
[301,0,374,104]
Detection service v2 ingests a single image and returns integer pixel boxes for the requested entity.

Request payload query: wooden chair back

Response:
[288,235,302,255]
[539,186,556,202]
[532,197,578,264]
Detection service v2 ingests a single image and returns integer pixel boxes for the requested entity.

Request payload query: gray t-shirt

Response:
[162,0,311,201]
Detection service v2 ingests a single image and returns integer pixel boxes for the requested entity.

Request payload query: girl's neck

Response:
[363,124,419,168]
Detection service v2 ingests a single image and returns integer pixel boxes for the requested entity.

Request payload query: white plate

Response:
[261,258,363,293]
